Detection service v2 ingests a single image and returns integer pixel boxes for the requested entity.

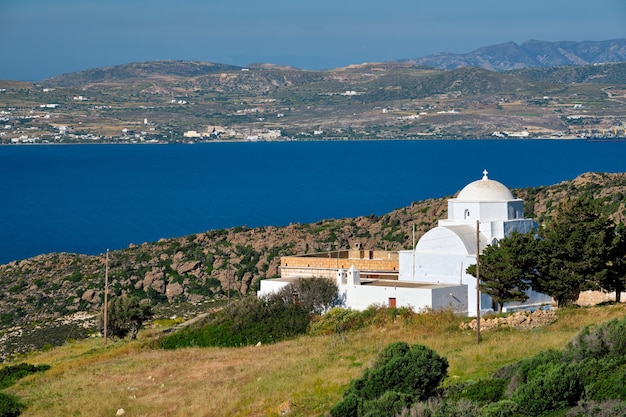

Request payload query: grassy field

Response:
[5,304,626,417]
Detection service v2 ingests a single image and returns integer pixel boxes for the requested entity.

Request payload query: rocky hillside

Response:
[411,39,626,71]
[1,172,625,359]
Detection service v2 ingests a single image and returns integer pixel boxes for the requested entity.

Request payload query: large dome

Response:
[455,171,515,201]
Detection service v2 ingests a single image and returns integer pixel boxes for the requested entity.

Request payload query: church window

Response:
[464,209,470,219]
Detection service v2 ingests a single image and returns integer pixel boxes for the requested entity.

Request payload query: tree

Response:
[466,231,538,312]
[272,277,341,315]
[533,197,615,307]
[598,222,626,303]
[101,295,153,340]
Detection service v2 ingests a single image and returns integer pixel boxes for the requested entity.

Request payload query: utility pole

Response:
[476,220,481,344]
[104,249,109,345]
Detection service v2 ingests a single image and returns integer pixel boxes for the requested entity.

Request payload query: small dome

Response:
[455,170,515,201]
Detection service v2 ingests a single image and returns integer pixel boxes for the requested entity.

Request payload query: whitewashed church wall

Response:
[257,279,290,299]
[503,219,536,236]
[338,284,434,311]
[431,285,468,314]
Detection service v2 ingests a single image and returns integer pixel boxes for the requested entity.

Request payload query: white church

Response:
[258,171,552,316]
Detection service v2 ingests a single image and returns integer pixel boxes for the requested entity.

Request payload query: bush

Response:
[0,392,25,417]
[99,295,153,340]
[566,400,626,417]
[309,307,366,335]
[361,391,410,417]
[512,362,582,415]
[564,317,626,362]
[576,359,626,401]
[330,342,448,417]
[273,277,341,315]
[160,295,310,348]
[0,363,51,389]
[479,399,518,417]
[399,398,480,417]
[448,379,506,405]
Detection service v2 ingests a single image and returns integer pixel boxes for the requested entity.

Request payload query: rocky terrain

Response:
[1,172,625,360]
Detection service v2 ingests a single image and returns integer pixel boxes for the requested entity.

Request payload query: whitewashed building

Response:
[259,170,552,316]
[399,170,550,316]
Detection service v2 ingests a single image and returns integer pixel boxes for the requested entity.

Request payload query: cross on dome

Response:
[482,169,489,180]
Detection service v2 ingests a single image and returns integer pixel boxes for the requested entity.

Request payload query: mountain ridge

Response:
[408,39,626,71]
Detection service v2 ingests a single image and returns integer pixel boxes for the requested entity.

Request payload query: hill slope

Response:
[1,172,626,360]
[411,39,626,71]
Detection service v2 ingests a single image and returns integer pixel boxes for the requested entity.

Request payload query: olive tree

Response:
[100,295,153,340]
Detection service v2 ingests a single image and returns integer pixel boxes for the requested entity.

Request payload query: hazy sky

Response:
[1,0,625,81]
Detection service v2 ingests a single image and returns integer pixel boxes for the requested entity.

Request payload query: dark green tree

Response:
[100,295,153,340]
[533,197,615,307]
[466,231,538,312]
[598,222,626,303]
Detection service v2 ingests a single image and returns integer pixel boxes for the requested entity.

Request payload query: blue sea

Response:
[1,139,625,264]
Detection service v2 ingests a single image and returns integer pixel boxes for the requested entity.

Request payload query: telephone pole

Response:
[476,220,481,344]
[104,249,109,345]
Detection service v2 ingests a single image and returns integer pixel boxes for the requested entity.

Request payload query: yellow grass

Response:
[5,305,626,417]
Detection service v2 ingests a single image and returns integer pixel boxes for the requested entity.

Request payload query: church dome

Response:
[455,170,515,201]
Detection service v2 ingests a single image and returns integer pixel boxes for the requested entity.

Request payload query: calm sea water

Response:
[1,140,625,264]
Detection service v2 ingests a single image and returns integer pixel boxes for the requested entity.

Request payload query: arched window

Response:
[464,209,470,219]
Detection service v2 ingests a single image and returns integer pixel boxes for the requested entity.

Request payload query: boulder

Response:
[81,289,96,302]
[166,282,184,299]
[151,279,166,294]
[175,261,200,275]
[144,269,164,288]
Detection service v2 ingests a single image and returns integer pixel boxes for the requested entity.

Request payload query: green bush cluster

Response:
[330,342,448,417]
[330,317,626,417]
[449,316,626,416]
[159,278,339,348]
[0,392,25,417]
[0,363,50,417]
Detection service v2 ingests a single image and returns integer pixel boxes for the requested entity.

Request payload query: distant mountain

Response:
[409,39,626,71]
[41,60,243,87]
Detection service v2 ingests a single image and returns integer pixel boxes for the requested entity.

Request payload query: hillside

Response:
[2,51,626,143]
[410,39,626,71]
[5,304,626,416]
[1,172,626,360]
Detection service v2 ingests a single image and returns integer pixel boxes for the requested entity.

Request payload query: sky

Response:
[1,0,625,81]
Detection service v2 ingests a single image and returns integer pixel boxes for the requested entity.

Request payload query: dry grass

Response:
[5,305,626,417]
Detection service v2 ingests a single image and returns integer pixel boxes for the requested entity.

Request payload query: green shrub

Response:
[566,400,626,417]
[309,307,366,335]
[512,362,582,416]
[361,391,409,417]
[99,295,153,340]
[449,379,507,405]
[330,392,361,417]
[0,363,51,389]
[576,359,626,401]
[401,398,481,417]
[0,392,25,417]
[564,317,626,363]
[479,399,518,417]
[330,342,448,417]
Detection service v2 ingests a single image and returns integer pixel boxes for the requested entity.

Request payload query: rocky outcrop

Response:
[460,309,557,332]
